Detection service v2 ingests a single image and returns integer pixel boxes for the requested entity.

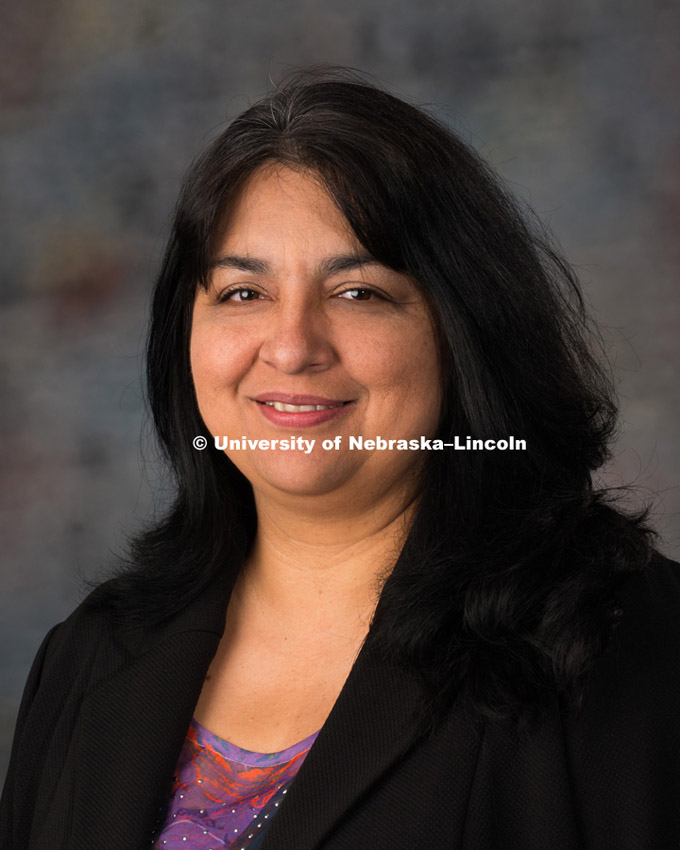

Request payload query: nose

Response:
[259,299,335,374]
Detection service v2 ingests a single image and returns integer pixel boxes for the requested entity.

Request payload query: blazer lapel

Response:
[259,645,479,850]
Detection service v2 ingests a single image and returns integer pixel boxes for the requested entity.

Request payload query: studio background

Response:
[1,0,679,786]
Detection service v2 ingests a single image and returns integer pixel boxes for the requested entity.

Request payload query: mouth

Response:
[253,393,352,410]
[252,394,354,427]
[260,400,351,413]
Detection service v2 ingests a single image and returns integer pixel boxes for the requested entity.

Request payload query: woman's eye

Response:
[219,288,261,303]
[337,288,378,301]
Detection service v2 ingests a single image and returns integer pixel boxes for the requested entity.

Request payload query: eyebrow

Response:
[209,253,382,276]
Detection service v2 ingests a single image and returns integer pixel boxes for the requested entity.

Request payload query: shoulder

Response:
[41,582,124,658]
[556,551,680,842]
[565,553,680,792]
[604,549,680,686]
[574,550,680,714]
[25,567,232,693]
[0,585,127,840]
[618,548,680,610]
[14,583,134,724]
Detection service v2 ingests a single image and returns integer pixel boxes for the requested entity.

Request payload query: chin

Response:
[232,455,361,500]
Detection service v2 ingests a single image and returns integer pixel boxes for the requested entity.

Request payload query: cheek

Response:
[190,324,253,401]
[379,328,438,386]
[190,336,221,407]
[353,325,441,423]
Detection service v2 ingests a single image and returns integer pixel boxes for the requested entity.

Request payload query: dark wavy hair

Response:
[91,67,653,729]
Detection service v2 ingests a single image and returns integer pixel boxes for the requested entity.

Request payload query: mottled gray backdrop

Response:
[1,0,679,785]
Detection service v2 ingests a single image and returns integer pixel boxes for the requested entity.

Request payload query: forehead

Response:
[212,164,361,258]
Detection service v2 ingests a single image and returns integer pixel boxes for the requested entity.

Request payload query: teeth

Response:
[264,402,343,412]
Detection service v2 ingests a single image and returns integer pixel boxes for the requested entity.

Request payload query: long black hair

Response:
[91,67,653,728]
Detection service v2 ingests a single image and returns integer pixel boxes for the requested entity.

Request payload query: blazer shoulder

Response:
[46,583,115,645]
[561,558,680,845]
[26,581,135,700]
[614,548,680,647]
[576,548,680,720]
[0,587,127,844]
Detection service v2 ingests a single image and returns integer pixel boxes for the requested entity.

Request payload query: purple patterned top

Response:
[153,718,319,849]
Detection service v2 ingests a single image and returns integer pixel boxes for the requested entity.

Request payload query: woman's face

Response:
[190,164,441,508]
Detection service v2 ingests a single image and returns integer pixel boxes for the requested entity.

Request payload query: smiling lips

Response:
[253,394,353,427]
[264,401,346,412]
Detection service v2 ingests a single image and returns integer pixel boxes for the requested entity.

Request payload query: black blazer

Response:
[2,551,680,850]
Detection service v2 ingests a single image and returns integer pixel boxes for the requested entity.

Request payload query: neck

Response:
[237,487,417,634]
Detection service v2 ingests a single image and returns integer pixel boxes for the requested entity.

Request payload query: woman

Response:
[2,68,679,850]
